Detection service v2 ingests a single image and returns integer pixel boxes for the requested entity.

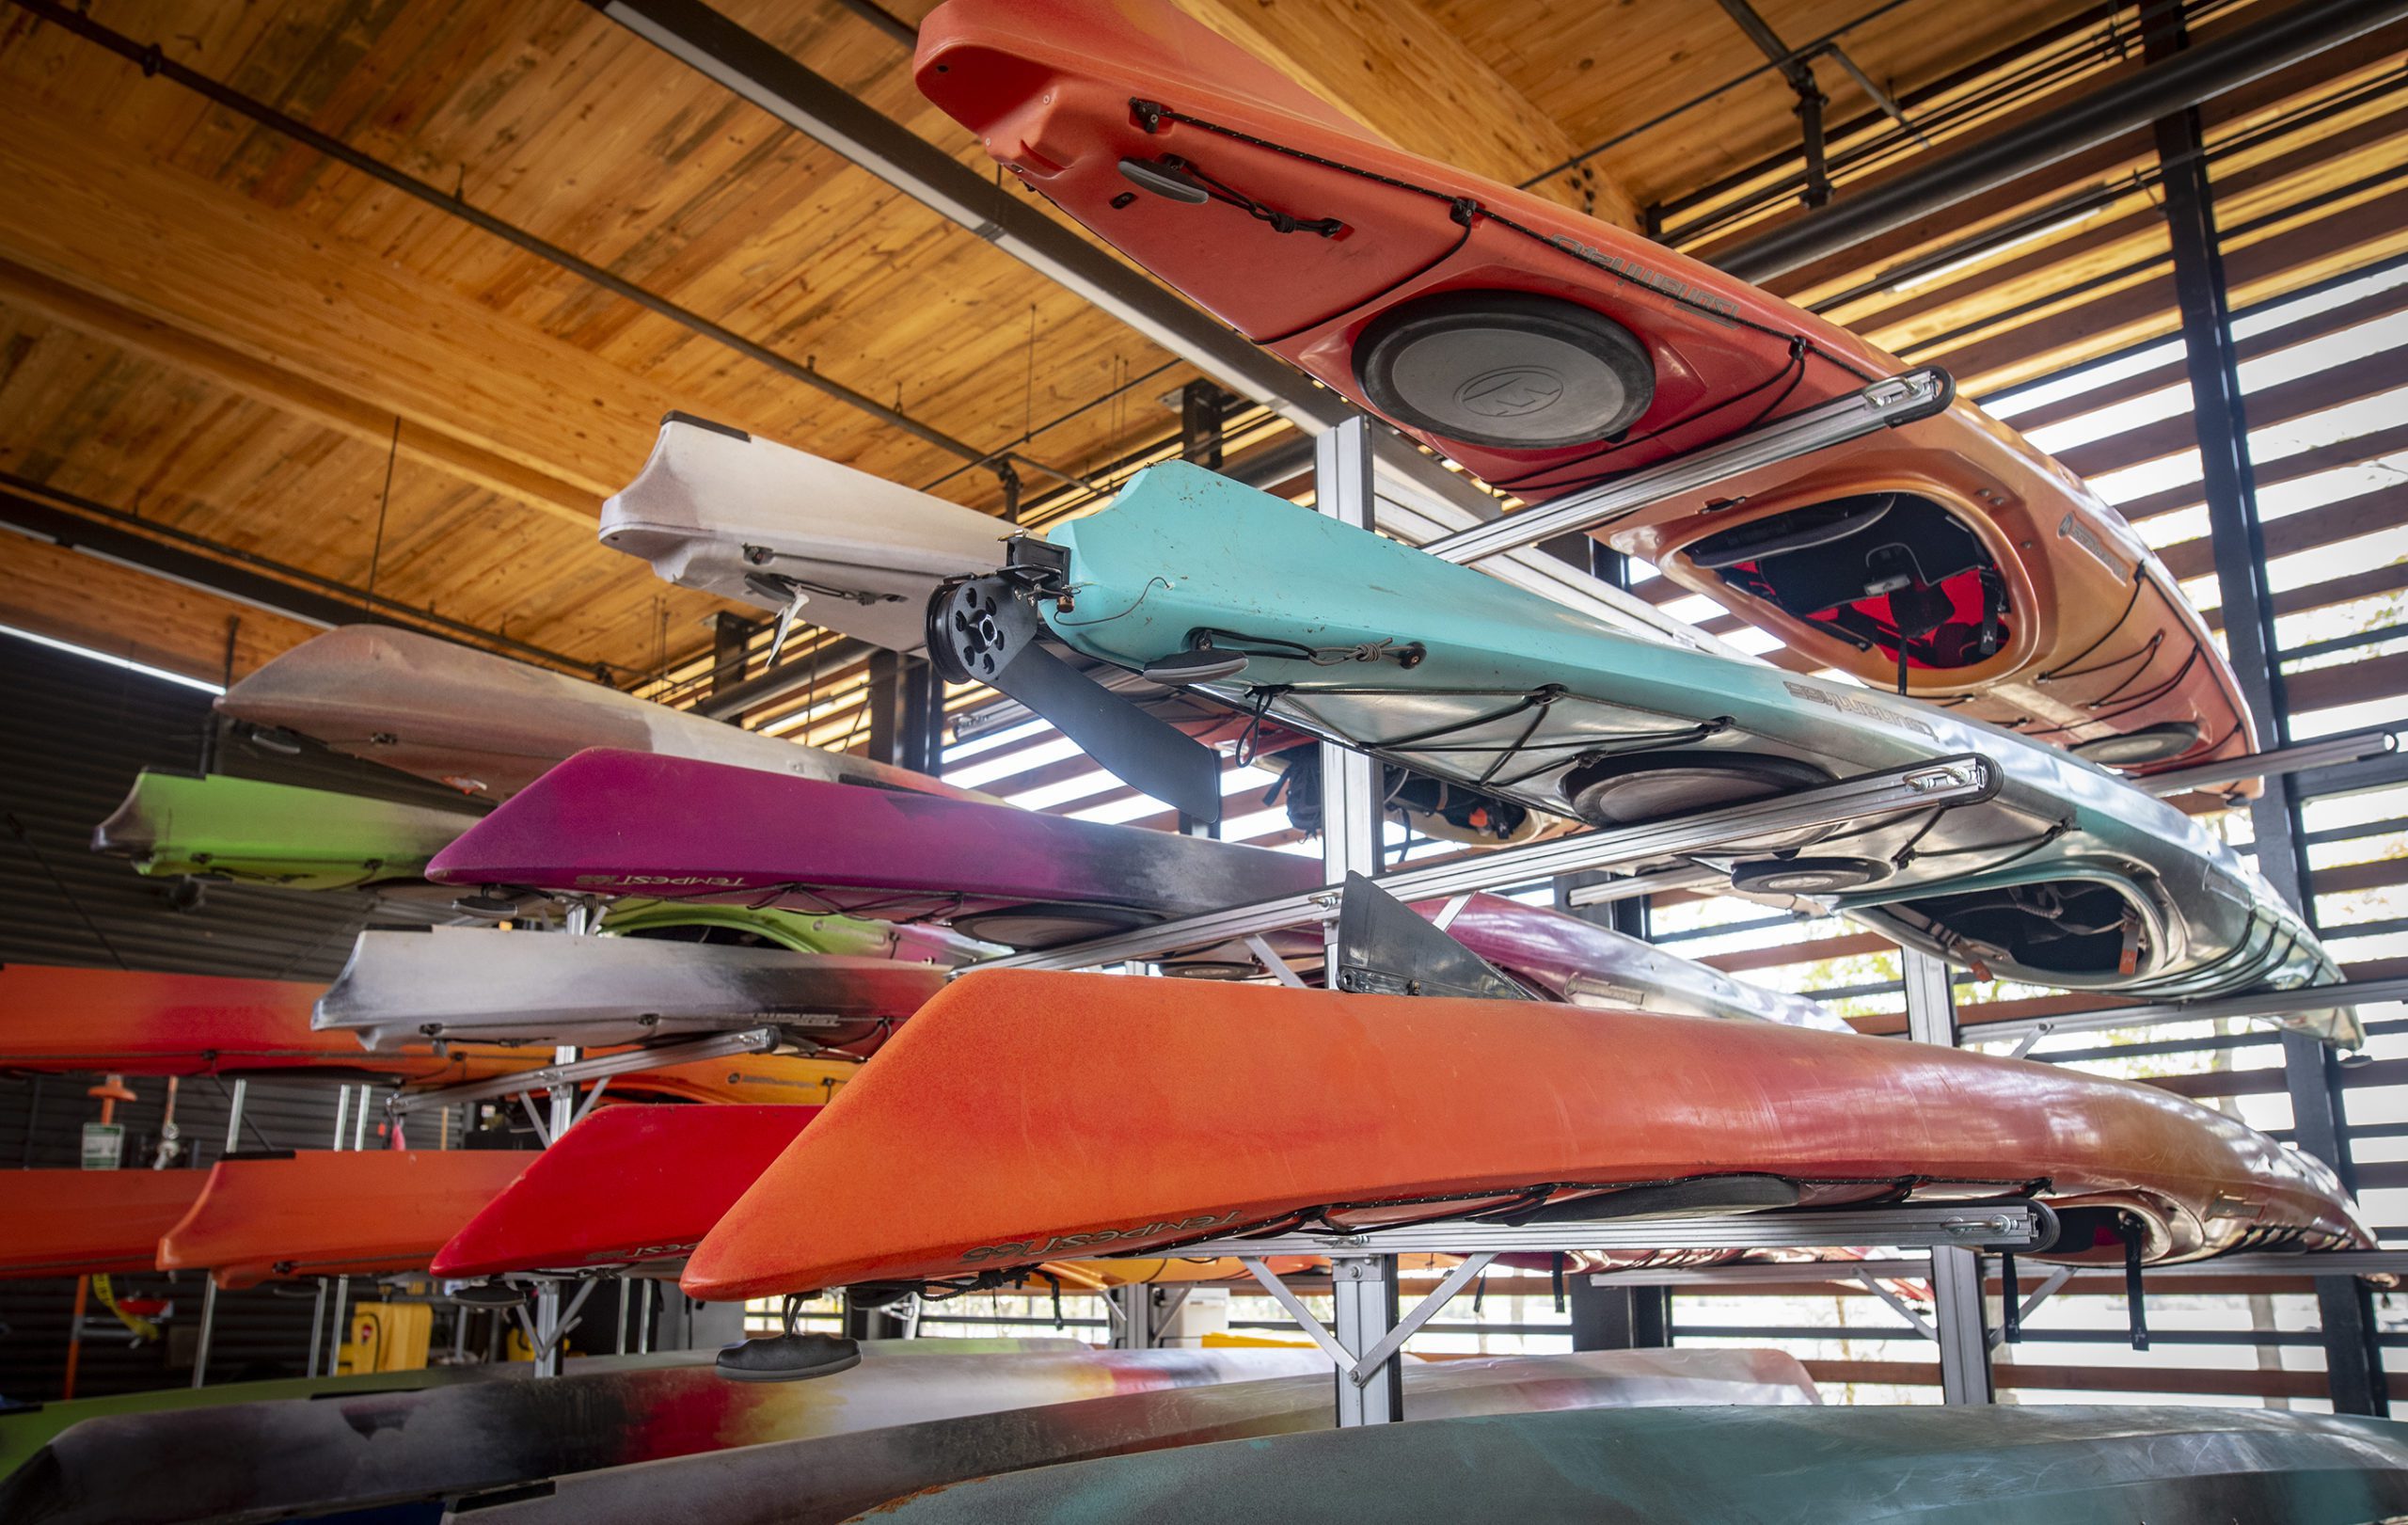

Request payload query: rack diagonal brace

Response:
[1422,368,1952,565]
[388,1027,781,1117]
[973,755,1994,975]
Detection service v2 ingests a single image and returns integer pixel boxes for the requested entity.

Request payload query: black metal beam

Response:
[8,0,997,469]
[1709,0,2408,282]
[594,0,1353,433]
[0,484,607,678]
[2142,2,2387,1420]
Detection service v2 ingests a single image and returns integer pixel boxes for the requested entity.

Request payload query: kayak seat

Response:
[1899,881,2149,977]
[1688,493,2011,672]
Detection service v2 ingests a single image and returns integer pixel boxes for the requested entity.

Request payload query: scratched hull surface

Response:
[91,770,474,893]
[601,415,1012,654]
[912,0,2254,779]
[215,625,990,802]
[863,1404,2408,1524]
[0,1348,1330,1525]
[681,970,2367,1300]
[316,927,950,1055]
[1028,466,2343,1031]
[441,1350,1818,1525]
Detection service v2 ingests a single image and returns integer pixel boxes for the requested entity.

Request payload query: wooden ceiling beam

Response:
[0,107,691,525]
[1176,0,1638,227]
[0,257,599,531]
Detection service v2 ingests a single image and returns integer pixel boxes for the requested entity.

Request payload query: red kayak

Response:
[0,1169,209,1279]
[681,971,2366,1299]
[914,0,2252,779]
[158,1150,529,1290]
[434,1105,821,1279]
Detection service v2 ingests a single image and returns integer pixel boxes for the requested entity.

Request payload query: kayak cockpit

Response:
[1889,878,2155,980]
[1685,492,2013,675]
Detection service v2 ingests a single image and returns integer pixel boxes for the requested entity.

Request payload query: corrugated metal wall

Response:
[0,632,470,1402]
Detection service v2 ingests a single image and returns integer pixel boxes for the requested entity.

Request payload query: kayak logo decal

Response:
[1546,235,1743,326]
[571,873,748,888]
[959,1210,1244,1263]
[1458,367,1564,419]
[1783,680,1939,740]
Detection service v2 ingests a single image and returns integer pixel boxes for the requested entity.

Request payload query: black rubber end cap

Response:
[715,1331,863,1384]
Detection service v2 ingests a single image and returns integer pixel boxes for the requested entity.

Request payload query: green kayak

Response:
[861,1404,2408,1523]
[90,770,476,891]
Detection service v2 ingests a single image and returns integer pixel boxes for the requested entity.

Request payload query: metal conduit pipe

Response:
[1709,0,2408,282]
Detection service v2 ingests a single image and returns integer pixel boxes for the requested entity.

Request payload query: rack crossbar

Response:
[1170,1200,2048,1258]
[388,1027,780,1116]
[1422,369,1953,565]
[970,755,1993,974]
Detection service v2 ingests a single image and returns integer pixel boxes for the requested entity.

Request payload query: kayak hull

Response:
[1029,464,2343,1031]
[216,625,988,802]
[0,1169,208,1279]
[862,1404,2408,1524]
[436,1350,1820,1525]
[426,747,1323,949]
[157,1150,532,1289]
[680,970,2367,1299]
[315,928,951,1055]
[434,1104,820,1278]
[600,415,1012,654]
[90,770,473,893]
[911,0,2251,777]
[0,1347,1332,1525]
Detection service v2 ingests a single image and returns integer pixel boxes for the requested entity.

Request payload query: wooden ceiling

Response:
[0,0,2396,705]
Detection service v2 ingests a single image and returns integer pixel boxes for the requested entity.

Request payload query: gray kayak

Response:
[857,1403,2408,1524]
[314,925,963,1051]
[447,1348,1818,1525]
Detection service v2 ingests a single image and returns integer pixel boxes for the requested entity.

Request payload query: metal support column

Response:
[1179,380,1230,470]
[1568,1276,1669,1351]
[1108,1286,1157,1350]
[530,1045,578,1378]
[1329,1256,1403,1426]
[1901,948,1992,1404]
[708,611,761,700]
[2145,2,2384,1418]
[189,1077,246,1389]
[1315,417,1382,924]
[865,648,902,768]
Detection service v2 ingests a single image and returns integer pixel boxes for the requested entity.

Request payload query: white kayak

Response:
[600,413,1012,655]
[217,625,992,802]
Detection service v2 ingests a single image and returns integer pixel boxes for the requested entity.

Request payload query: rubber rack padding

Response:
[1729,855,1894,895]
[1354,291,1655,450]
[715,1331,863,1383]
[1561,750,1828,829]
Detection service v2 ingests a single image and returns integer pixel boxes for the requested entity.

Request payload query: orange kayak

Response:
[914,0,2251,779]
[0,1169,208,1279]
[682,970,2365,1299]
[0,963,864,1105]
[0,964,554,1084]
[158,1150,529,1290]
[436,1103,1329,1290]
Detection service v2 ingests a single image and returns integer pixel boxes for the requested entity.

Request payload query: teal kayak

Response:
[1009,464,2348,1039]
[858,1404,2408,1523]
